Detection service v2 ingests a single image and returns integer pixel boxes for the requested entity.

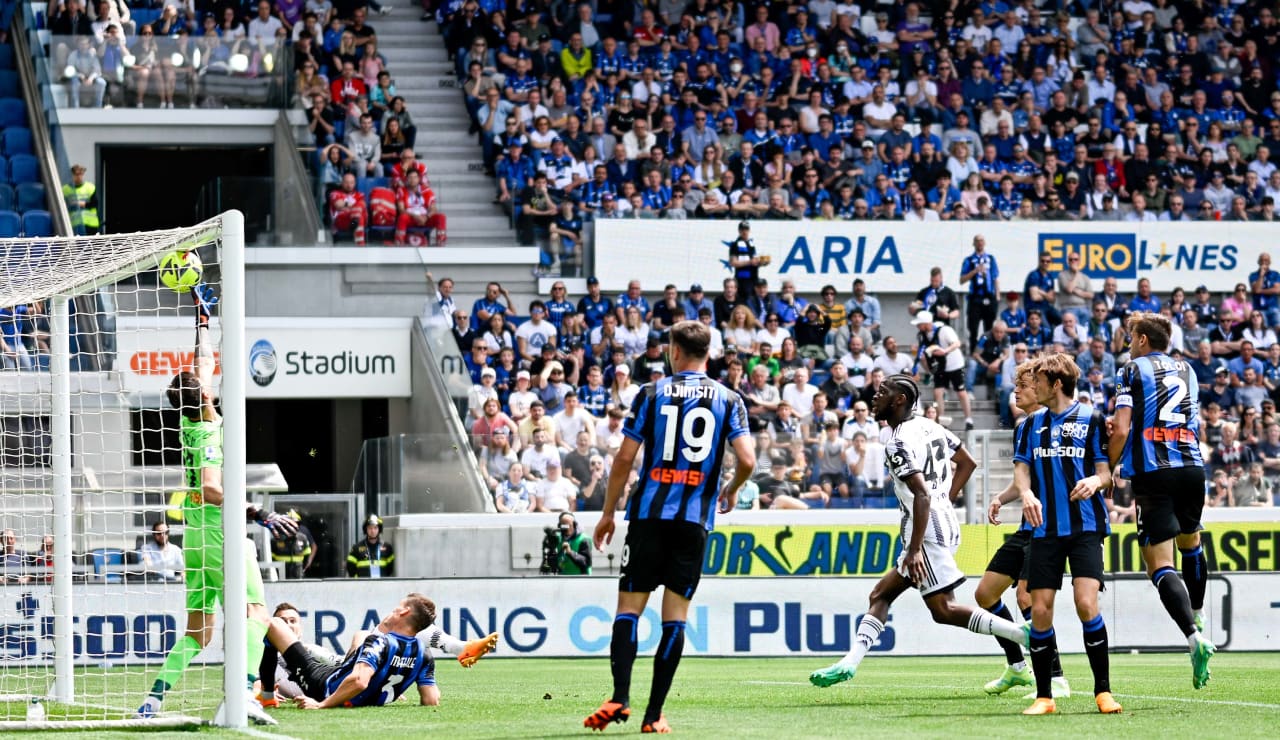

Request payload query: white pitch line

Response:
[744,681,813,686]
[1114,693,1280,710]
[231,725,303,740]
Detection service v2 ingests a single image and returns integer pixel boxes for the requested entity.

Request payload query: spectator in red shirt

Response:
[330,61,367,105]
[395,170,447,246]
[328,172,368,245]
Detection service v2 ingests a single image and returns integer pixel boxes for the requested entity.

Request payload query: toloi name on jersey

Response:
[1034,446,1086,459]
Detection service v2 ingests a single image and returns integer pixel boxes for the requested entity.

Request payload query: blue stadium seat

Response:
[0,154,8,183]
[0,210,20,237]
[0,183,13,211]
[3,128,32,158]
[22,209,52,237]
[7,153,37,183]
[91,548,126,584]
[16,182,44,213]
[0,44,13,70]
[132,8,162,27]
[0,97,24,128]
[0,70,17,98]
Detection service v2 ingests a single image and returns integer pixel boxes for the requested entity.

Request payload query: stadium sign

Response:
[593,221,1270,294]
[701,523,1280,577]
[115,317,413,398]
[3,574,1277,662]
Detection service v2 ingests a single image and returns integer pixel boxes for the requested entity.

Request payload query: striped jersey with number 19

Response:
[623,371,750,530]
[1014,402,1111,539]
[1114,352,1204,476]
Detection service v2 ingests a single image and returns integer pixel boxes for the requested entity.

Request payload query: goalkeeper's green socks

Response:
[246,618,270,687]
[149,635,202,701]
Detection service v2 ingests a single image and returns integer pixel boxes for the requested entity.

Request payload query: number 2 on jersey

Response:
[659,405,715,463]
[1158,376,1187,424]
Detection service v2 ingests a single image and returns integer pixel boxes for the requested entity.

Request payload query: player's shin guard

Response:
[984,601,1025,665]
[610,614,639,706]
[1028,627,1057,700]
[246,618,269,687]
[1180,545,1208,611]
[150,635,202,701]
[1082,615,1111,695]
[645,621,686,725]
[1153,566,1197,637]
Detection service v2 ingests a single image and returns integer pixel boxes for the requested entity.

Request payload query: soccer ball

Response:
[158,251,203,292]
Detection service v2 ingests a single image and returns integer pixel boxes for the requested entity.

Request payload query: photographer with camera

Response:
[540,512,591,575]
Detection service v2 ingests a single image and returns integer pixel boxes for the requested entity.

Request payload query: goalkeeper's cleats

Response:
[1021,676,1071,700]
[458,632,499,667]
[135,697,160,719]
[984,664,1034,694]
[1022,697,1057,715]
[1095,692,1123,714]
[1191,634,1216,689]
[583,700,630,731]
[256,692,279,709]
[193,283,218,321]
[809,661,856,688]
[641,715,672,734]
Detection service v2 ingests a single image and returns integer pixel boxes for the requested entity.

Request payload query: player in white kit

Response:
[810,374,1029,688]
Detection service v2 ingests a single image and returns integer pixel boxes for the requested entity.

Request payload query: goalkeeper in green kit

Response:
[137,281,298,725]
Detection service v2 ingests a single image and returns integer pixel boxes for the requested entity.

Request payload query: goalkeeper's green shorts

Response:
[185,535,265,613]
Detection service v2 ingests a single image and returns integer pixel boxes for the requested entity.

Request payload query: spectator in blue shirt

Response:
[1127,277,1162,313]
[680,283,714,320]
[1023,252,1060,326]
[1249,252,1280,327]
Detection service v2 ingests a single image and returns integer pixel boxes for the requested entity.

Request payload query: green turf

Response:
[7,653,1279,738]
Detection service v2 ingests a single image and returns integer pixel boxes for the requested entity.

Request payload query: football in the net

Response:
[158,250,203,292]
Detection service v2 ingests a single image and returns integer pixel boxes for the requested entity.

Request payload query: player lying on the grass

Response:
[139,282,299,726]
[810,374,1029,689]
[256,601,500,707]
[978,358,1070,699]
[1014,353,1121,716]
[257,593,498,709]
[1108,312,1216,689]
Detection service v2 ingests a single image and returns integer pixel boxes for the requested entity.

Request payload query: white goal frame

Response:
[0,210,247,729]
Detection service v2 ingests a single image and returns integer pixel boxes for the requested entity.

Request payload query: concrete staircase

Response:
[375,6,514,249]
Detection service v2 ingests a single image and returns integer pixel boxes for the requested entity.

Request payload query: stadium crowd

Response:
[433,0,1280,272]
[428,243,1280,512]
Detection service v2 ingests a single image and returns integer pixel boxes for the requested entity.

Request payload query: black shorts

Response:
[1131,467,1206,546]
[985,529,1032,581]
[1025,531,1106,592]
[619,519,709,599]
[283,642,340,702]
[934,368,966,392]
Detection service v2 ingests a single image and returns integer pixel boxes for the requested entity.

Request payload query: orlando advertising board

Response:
[594,221,1257,294]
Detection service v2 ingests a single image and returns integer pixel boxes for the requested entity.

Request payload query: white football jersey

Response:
[882,416,962,548]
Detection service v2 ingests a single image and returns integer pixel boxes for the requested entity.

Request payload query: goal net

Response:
[0,212,249,729]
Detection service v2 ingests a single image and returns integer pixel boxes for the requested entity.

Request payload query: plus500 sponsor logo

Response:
[1039,234,1238,278]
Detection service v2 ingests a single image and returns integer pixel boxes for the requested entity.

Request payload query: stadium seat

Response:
[0,44,14,70]
[8,153,37,183]
[90,548,126,584]
[132,8,162,27]
[0,183,13,211]
[3,128,33,158]
[22,209,52,236]
[0,70,17,98]
[0,97,24,127]
[0,209,19,237]
[0,154,8,183]
[16,182,45,213]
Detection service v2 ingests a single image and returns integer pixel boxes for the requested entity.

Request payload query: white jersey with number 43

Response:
[881,417,962,549]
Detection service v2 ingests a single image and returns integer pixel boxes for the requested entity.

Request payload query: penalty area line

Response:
[231,725,303,740]
[1114,694,1280,710]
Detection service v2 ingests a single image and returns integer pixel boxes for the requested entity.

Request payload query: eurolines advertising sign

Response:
[594,221,1261,294]
[115,317,412,398]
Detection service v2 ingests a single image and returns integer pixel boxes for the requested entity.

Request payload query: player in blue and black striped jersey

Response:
[584,320,755,735]
[1108,312,1216,690]
[260,593,439,709]
[1012,353,1122,716]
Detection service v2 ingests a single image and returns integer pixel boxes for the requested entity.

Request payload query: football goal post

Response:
[0,211,248,729]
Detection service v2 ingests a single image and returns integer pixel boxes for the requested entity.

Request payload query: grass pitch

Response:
[11,652,1280,738]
